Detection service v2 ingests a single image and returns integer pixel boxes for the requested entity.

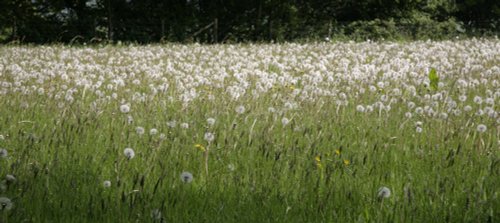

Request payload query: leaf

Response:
[428,68,439,91]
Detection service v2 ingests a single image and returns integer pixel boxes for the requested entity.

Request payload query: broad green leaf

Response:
[428,68,439,91]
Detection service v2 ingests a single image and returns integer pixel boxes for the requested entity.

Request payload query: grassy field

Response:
[0,40,498,222]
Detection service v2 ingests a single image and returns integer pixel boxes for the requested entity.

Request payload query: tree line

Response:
[1,0,499,43]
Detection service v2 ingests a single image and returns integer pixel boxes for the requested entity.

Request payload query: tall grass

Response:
[0,41,498,222]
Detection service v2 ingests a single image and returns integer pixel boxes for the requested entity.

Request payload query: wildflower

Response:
[464,105,472,112]
[315,155,322,169]
[103,180,111,188]
[343,159,350,166]
[366,105,374,113]
[356,105,365,113]
[235,105,246,114]
[120,104,130,113]
[204,132,215,142]
[167,120,176,128]
[227,164,236,171]
[5,175,16,183]
[485,98,494,105]
[415,107,423,114]
[335,149,341,156]
[473,96,482,104]
[416,127,423,133]
[151,209,162,220]
[149,128,158,135]
[281,117,290,126]
[180,122,189,129]
[0,149,7,158]
[377,187,391,199]
[407,102,415,109]
[127,115,134,124]
[195,144,206,152]
[268,107,276,113]
[159,133,166,140]
[0,135,4,140]
[439,112,448,120]
[0,197,13,211]
[458,95,467,102]
[207,118,216,126]
[136,126,145,135]
[124,148,135,159]
[180,172,193,183]
[477,124,487,133]
[405,112,412,119]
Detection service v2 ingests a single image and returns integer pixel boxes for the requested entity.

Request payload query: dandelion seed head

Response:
[377,186,391,199]
[207,118,216,126]
[235,105,246,114]
[136,126,145,135]
[228,164,236,171]
[477,124,487,133]
[124,148,135,159]
[167,120,177,128]
[180,122,189,129]
[356,105,365,113]
[180,171,193,183]
[473,96,482,104]
[120,104,130,113]
[103,180,111,187]
[5,175,15,183]
[204,132,215,142]
[281,117,290,126]
[151,209,162,220]
[0,197,13,211]
[149,128,158,135]
[0,149,7,158]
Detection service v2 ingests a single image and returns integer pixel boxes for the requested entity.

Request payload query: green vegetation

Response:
[0,42,499,222]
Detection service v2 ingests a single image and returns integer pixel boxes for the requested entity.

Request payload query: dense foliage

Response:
[0,0,499,43]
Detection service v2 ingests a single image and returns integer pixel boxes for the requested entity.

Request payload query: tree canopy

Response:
[1,0,499,43]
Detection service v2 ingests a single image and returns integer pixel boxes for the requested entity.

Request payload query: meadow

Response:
[0,40,498,222]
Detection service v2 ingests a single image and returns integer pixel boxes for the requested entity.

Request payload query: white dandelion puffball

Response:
[281,117,290,126]
[151,209,162,220]
[235,105,246,114]
[103,180,111,188]
[0,149,7,158]
[477,124,487,133]
[207,118,216,126]
[136,126,145,135]
[377,186,391,199]
[120,104,130,113]
[204,132,215,142]
[180,171,193,183]
[5,175,16,183]
[416,127,423,133]
[124,148,135,159]
[149,128,158,135]
[356,105,365,113]
[0,135,4,140]
[228,164,236,171]
[473,96,482,104]
[180,122,189,129]
[167,120,177,128]
[0,197,13,211]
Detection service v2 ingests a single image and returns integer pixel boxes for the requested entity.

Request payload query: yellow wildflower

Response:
[315,155,322,169]
[195,144,206,152]
[335,149,341,156]
[343,159,350,166]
